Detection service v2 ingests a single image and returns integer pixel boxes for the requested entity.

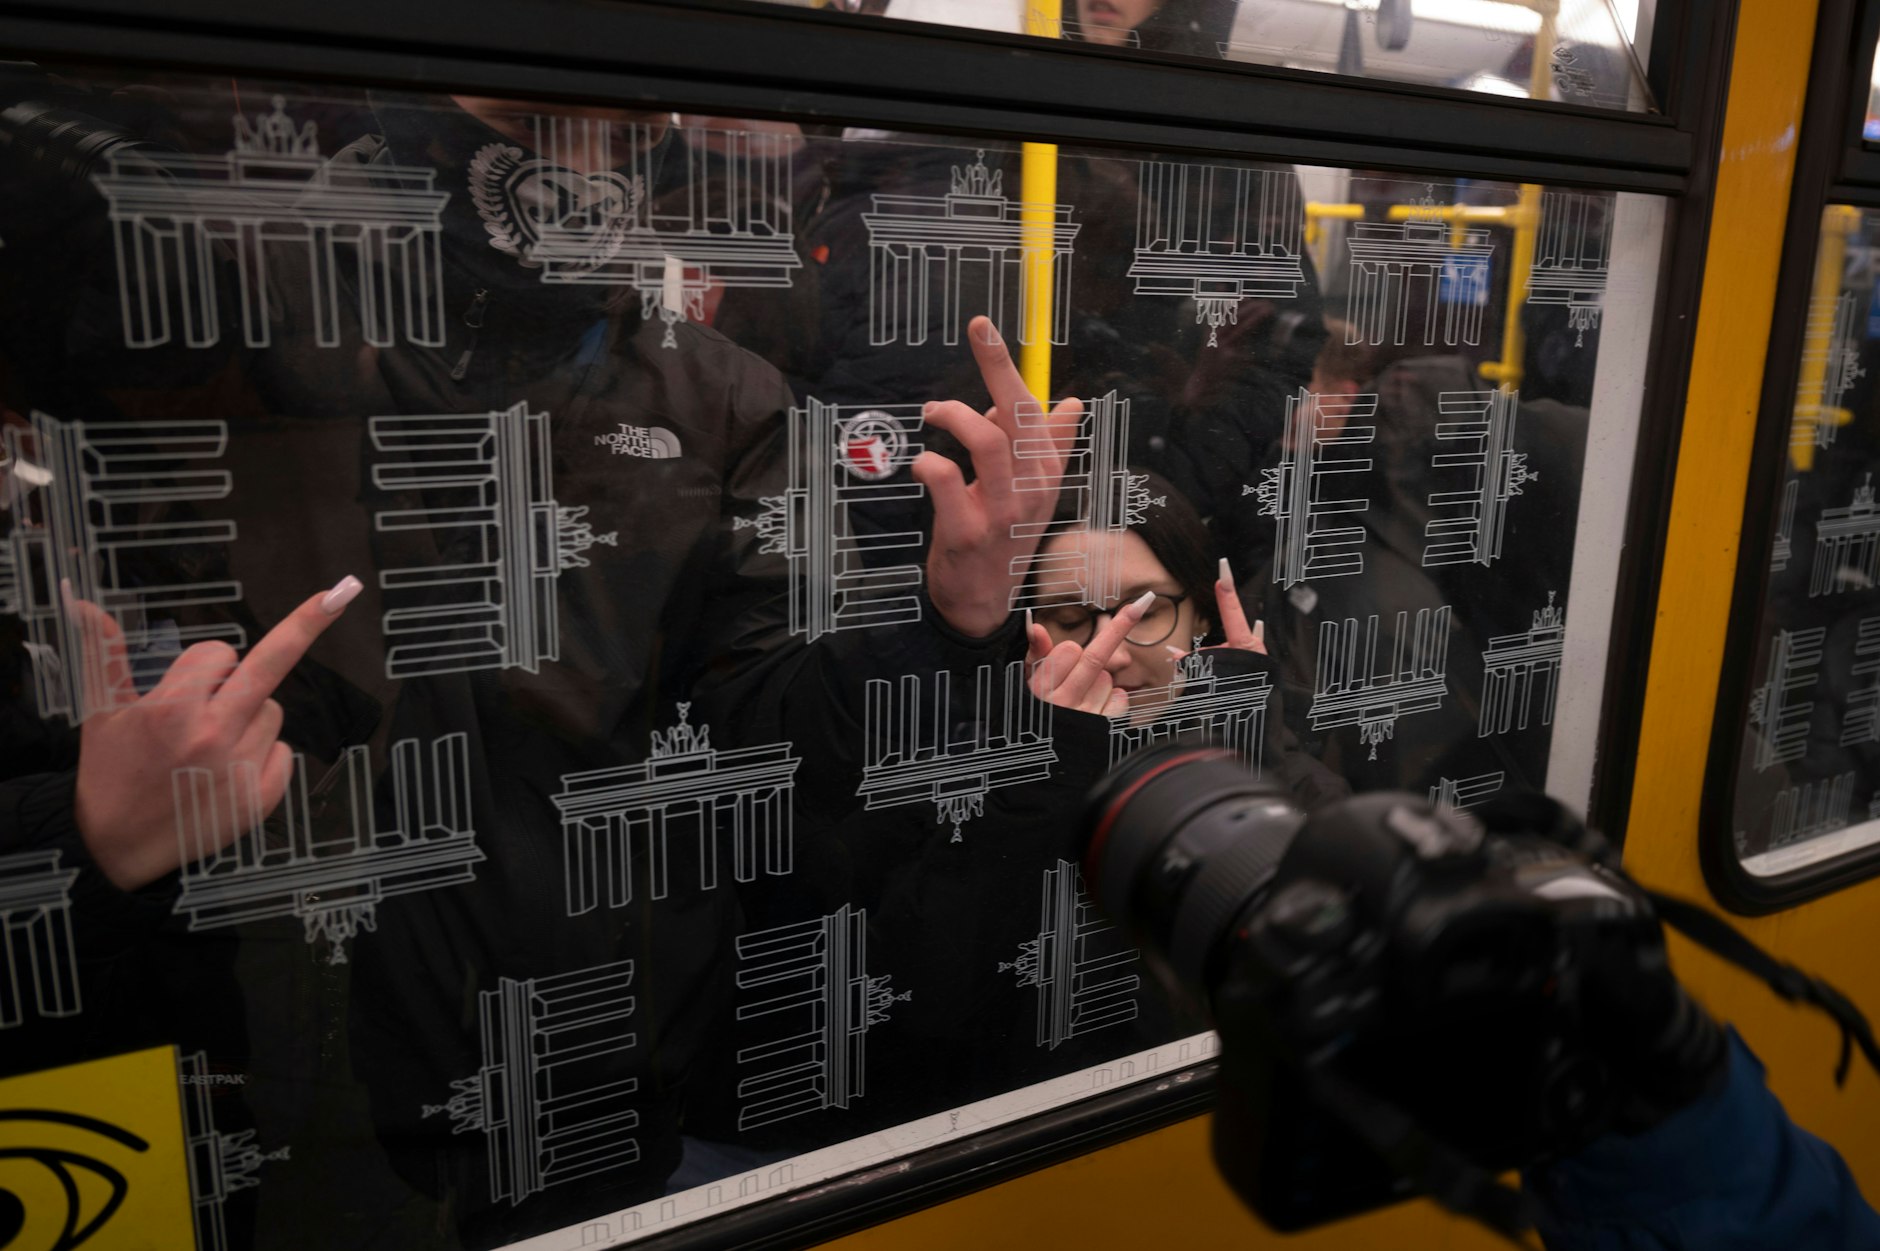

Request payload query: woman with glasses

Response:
[1023,470,1261,721]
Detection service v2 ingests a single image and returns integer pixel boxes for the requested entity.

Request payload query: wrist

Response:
[928,592,1015,642]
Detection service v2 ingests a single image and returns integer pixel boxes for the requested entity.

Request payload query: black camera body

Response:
[1085,747,1698,1232]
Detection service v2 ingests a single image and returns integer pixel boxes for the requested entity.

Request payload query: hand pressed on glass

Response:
[915,315,1083,638]
[70,576,362,891]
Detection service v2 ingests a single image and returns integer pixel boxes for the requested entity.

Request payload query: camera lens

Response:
[0,101,160,191]
[1083,745,1307,1011]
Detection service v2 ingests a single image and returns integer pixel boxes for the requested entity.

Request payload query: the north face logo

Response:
[596,423,682,458]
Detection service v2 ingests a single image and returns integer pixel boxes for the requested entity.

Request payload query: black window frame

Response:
[0,0,1737,1242]
[1703,0,1880,913]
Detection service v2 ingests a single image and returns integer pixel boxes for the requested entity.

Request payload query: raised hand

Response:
[71,575,363,891]
[915,316,1084,638]
[1024,591,1155,717]
[1213,558,1266,654]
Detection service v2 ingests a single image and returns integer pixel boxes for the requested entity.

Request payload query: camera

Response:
[1081,745,1727,1235]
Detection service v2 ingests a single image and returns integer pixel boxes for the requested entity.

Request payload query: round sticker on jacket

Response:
[839,411,907,481]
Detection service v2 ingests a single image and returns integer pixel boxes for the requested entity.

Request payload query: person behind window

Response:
[1062,0,1235,56]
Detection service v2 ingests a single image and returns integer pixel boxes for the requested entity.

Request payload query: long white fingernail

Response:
[1026,608,1035,631]
[321,575,364,615]
[1129,589,1155,615]
[1218,557,1234,590]
[1166,644,1187,660]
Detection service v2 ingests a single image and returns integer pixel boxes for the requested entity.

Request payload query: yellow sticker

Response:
[0,1045,197,1250]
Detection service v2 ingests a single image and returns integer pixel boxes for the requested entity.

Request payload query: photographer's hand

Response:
[1023,592,1154,717]
[915,316,1083,639]
[71,575,362,891]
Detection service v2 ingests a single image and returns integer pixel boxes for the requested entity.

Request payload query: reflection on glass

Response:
[1868,37,1880,141]
[1733,205,1880,879]
[1221,0,1653,110]
[700,0,1657,112]
[0,65,1663,1250]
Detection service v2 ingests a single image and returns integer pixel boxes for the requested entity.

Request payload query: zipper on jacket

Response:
[449,288,490,381]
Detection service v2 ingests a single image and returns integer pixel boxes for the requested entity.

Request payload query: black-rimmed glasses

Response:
[1036,592,1187,647]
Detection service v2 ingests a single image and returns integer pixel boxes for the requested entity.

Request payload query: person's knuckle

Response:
[182,722,225,761]
[190,640,240,670]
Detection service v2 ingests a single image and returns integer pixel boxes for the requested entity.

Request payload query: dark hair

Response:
[1315,317,1378,390]
[1035,467,1222,639]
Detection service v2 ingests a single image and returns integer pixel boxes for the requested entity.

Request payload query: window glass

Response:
[0,64,1664,1247]
[1867,36,1880,140]
[1729,206,1880,880]
[724,0,1657,112]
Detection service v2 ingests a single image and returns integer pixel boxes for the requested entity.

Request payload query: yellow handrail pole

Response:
[1019,0,1063,401]
[1019,144,1059,401]
[1308,200,1368,272]
[1530,0,1557,103]
[1789,205,1862,470]
[1383,196,1541,392]
[1478,184,1542,392]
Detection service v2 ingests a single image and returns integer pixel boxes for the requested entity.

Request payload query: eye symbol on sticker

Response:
[0,1110,148,1250]
[838,411,908,482]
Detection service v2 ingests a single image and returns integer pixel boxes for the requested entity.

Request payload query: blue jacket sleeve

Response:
[1524,1028,1880,1250]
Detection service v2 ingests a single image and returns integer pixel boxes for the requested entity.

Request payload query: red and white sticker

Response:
[839,411,908,482]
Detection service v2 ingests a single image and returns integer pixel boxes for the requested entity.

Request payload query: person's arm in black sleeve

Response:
[1525,1028,1880,1250]
[694,315,1070,820]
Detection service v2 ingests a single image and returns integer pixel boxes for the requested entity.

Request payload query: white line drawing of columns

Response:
[862,150,1079,348]
[1423,389,1535,568]
[471,116,799,349]
[1746,626,1824,769]
[1792,292,1865,458]
[1527,191,1612,346]
[0,851,81,1031]
[1000,860,1140,1050]
[1251,388,1378,589]
[859,662,1055,840]
[425,961,640,1207]
[553,705,800,916]
[1009,391,1154,611]
[370,402,615,678]
[1766,773,1856,849]
[0,411,245,724]
[1311,606,1452,759]
[1107,649,1272,773]
[180,1051,288,1251]
[1479,593,1567,738]
[93,95,448,352]
[1345,217,1494,348]
[170,733,482,964]
[1772,479,1799,574]
[1428,771,1505,811]
[734,905,904,1131]
[740,401,927,640]
[1810,475,1880,597]
[1840,618,1880,747]
[1129,162,1305,346]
